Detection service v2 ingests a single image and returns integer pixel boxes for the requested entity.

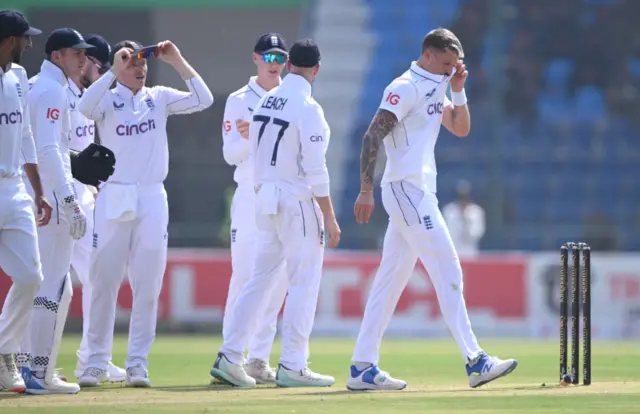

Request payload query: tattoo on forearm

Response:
[360,109,398,185]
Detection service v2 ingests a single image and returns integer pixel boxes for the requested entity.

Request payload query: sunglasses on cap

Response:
[132,45,159,60]
[261,53,287,65]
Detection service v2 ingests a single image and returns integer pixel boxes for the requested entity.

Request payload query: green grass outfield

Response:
[1,335,639,413]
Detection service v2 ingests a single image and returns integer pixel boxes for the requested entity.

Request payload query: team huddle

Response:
[0,9,517,395]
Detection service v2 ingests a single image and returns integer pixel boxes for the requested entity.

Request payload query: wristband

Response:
[451,89,467,106]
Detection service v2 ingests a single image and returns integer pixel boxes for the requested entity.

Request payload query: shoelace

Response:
[127,365,147,378]
[85,367,104,377]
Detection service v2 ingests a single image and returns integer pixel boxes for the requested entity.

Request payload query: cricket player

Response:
[22,28,94,395]
[211,39,340,388]
[220,32,290,384]
[0,10,51,394]
[77,40,213,388]
[67,34,126,383]
[348,28,517,391]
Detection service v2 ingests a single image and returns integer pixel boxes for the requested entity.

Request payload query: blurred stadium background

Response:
[1,0,639,339]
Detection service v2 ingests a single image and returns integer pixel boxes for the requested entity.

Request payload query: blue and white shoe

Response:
[275,364,335,388]
[346,365,407,391]
[466,353,518,388]
[210,353,256,388]
[23,370,80,395]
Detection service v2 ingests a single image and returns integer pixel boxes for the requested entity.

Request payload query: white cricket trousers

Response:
[352,181,483,365]
[87,183,168,370]
[223,185,288,364]
[70,181,96,369]
[221,194,324,371]
[0,177,42,354]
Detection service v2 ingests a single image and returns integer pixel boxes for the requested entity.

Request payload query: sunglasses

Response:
[133,45,159,60]
[261,53,287,65]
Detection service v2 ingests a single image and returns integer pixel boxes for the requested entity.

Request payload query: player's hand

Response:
[450,60,468,92]
[60,193,87,240]
[157,41,182,65]
[236,120,250,139]
[325,218,341,248]
[354,190,375,224]
[34,195,53,227]
[113,47,132,76]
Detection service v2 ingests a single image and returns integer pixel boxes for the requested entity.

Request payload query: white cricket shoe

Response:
[0,354,26,393]
[275,364,335,388]
[210,352,256,388]
[107,362,127,383]
[24,372,80,395]
[466,353,518,388]
[125,364,151,388]
[244,359,276,384]
[346,364,407,391]
[78,367,107,388]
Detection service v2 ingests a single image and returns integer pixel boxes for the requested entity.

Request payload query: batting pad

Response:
[29,273,73,383]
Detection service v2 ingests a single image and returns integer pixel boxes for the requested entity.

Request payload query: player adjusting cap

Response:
[85,34,112,68]
[45,28,94,54]
[0,10,42,39]
[254,33,288,55]
[289,38,320,68]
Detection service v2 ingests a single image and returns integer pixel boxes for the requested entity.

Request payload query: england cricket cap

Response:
[254,33,288,55]
[0,10,42,39]
[45,28,94,54]
[85,34,111,68]
[289,38,320,68]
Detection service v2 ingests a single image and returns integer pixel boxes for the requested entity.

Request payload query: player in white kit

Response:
[0,10,51,394]
[347,29,517,391]
[22,28,94,395]
[66,34,126,383]
[211,39,340,388]
[219,32,290,384]
[77,41,213,388]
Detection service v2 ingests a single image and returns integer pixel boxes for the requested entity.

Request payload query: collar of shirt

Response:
[282,73,311,97]
[114,82,147,100]
[67,78,83,97]
[410,61,446,83]
[0,63,10,75]
[40,60,68,86]
[248,76,268,97]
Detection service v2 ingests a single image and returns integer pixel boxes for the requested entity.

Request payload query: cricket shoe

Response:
[244,359,276,384]
[125,364,151,388]
[275,364,335,388]
[75,351,126,383]
[210,352,256,388]
[346,364,407,391]
[466,353,518,388]
[24,371,80,395]
[0,354,26,393]
[78,367,107,388]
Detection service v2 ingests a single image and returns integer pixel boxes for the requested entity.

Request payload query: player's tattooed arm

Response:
[360,109,398,189]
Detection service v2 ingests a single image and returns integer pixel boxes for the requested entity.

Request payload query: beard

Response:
[10,43,23,64]
[80,73,92,89]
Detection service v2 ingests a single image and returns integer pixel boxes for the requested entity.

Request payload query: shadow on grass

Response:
[295,383,563,397]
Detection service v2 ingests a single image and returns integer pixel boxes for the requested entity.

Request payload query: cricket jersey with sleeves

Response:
[78,71,213,185]
[223,76,276,186]
[249,73,330,200]
[28,60,74,196]
[67,79,95,152]
[0,63,37,178]
[378,61,454,194]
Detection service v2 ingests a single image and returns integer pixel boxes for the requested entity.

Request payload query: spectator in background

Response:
[442,180,485,258]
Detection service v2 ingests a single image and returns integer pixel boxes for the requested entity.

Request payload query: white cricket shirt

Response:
[78,71,213,185]
[0,63,37,178]
[249,73,330,199]
[67,79,95,152]
[223,76,278,186]
[28,60,74,195]
[378,61,454,193]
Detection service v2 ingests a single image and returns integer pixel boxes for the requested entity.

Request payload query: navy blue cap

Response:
[289,38,320,68]
[45,28,94,54]
[85,34,111,67]
[254,33,288,55]
[0,10,42,39]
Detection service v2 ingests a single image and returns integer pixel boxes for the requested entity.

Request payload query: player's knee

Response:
[13,267,44,287]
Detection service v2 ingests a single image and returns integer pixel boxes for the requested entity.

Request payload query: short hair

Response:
[110,40,143,65]
[421,28,464,58]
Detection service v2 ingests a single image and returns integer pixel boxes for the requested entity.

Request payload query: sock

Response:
[354,361,373,371]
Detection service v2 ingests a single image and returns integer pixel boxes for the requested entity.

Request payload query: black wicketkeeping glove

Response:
[70,143,116,187]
